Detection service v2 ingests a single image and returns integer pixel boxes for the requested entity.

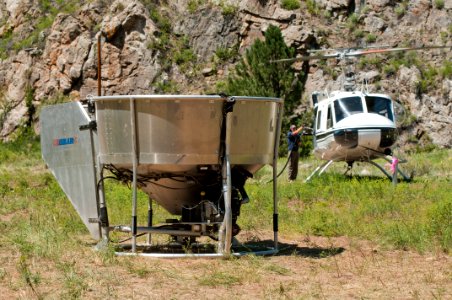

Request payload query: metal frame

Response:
[94,98,284,258]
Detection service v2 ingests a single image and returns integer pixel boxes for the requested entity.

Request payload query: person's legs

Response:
[288,151,299,181]
[292,151,299,180]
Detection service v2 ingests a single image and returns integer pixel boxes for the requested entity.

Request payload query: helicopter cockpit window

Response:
[365,96,394,121]
[333,97,363,123]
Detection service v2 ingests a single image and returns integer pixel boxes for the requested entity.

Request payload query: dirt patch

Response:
[1,231,450,299]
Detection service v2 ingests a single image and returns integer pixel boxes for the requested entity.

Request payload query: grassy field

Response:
[0,132,451,298]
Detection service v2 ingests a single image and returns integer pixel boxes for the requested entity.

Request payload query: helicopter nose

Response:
[333,129,358,148]
[380,128,397,148]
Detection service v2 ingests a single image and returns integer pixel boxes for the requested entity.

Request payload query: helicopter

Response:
[274,45,451,182]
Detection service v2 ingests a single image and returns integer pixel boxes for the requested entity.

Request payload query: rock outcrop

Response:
[0,0,451,147]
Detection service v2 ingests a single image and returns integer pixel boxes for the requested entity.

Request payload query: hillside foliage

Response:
[225,25,312,156]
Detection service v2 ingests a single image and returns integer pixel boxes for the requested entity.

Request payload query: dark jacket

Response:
[287,131,301,151]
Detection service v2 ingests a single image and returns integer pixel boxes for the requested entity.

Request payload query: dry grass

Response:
[0,134,451,298]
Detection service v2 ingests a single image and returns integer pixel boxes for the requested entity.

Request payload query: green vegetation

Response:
[187,0,202,13]
[318,59,339,80]
[246,151,452,253]
[219,2,238,16]
[0,28,13,60]
[305,0,320,15]
[148,5,171,34]
[440,31,449,44]
[358,56,383,69]
[174,48,196,67]
[214,45,238,63]
[155,79,179,94]
[146,4,200,86]
[439,60,452,79]
[353,29,365,39]
[0,126,451,297]
[394,2,408,18]
[346,13,360,31]
[415,65,438,94]
[281,0,301,10]
[357,49,449,95]
[365,33,377,43]
[225,25,306,155]
[3,0,80,56]
[434,0,445,9]
[1,133,450,269]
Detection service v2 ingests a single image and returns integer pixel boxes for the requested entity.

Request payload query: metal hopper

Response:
[41,95,283,257]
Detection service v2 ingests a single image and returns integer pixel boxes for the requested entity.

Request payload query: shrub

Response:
[0,28,13,60]
[394,4,406,18]
[434,0,445,9]
[306,0,319,15]
[10,0,79,53]
[353,29,365,39]
[225,25,309,156]
[149,5,171,33]
[358,56,382,70]
[220,3,238,16]
[155,80,178,94]
[214,45,238,63]
[226,25,302,110]
[346,13,359,31]
[187,0,205,13]
[281,0,300,10]
[440,31,449,43]
[439,61,452,79]
[365,33,377,43]
[383,64,397,77]
[174,49,196,65]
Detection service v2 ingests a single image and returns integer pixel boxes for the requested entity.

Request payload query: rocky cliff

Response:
[0,0,451,148]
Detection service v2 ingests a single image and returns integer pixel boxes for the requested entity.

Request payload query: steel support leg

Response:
[130,98,138,253]
[146,197,153,245]
[272,103,283,251]
[219,111,233,256]
[95,163,110,251]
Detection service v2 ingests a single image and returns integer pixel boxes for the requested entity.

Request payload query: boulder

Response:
[364,14,386,33]
[0,51,33,139]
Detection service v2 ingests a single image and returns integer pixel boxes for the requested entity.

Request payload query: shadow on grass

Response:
[235,239,345,258]
[309,173,412,183]
[91,239,345,258]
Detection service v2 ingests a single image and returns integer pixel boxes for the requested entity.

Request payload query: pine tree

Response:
[226,25,303,115]
[226,25,307,156]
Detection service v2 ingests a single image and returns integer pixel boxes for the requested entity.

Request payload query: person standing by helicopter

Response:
[287,124,303,182]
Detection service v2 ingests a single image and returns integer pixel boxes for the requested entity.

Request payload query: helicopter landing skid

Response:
[305,159,412,183]
[305,160,334,182]
[367,160,411,183]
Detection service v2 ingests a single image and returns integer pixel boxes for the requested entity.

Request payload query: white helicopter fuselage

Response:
[313,91,397,162]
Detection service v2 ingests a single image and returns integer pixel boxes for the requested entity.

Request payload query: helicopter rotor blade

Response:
[270,45,451,63]
[307,45,391,53]
[345,45,451,57]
